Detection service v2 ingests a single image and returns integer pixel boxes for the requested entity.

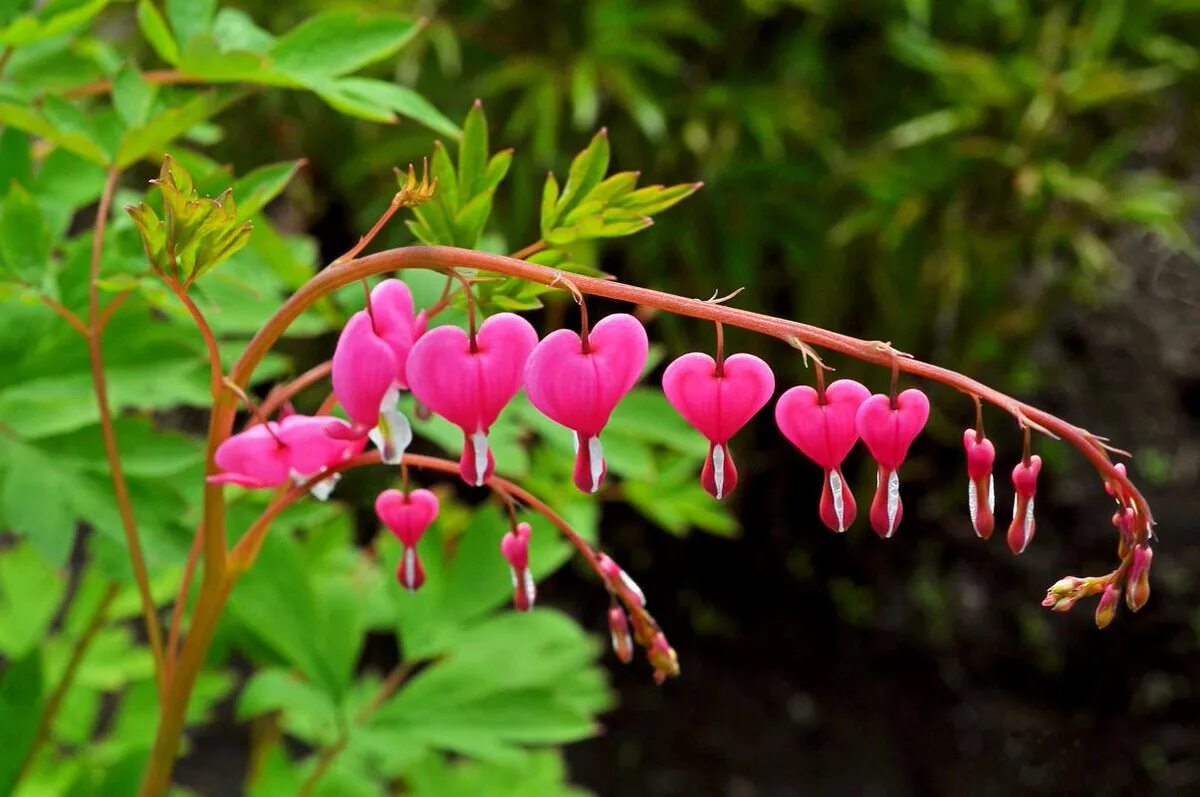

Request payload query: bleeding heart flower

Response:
[855,389,930,539]
[330,279,426,464]
[209,415,365,499]
[500,522,535,611]
[776,379,870,532]
[406,312,538,486]
[1007,455,1041,554]
[524,313,648,493]
[375,488,440,592]
[963,429,996,539]
[662,352,774,500]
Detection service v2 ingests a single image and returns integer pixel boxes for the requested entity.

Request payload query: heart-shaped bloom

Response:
[855,389,930,539]
[500,521,535,611]
[1007,455,1041,555]
[776,379,870,532]
[524,313,648,493]
[406,312,538,486]
[963,429,996,539]
[375,488,440,592]
[662,352,774,499]
[209,415,365,499]
[330,279,427,463]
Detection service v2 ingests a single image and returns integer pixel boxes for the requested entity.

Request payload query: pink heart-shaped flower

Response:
[208,415,364,490]
[775,379,870,470]
[406,312,539,485]
[371,279,427,390]
[662,351,775,499]
[331,311,397,435]
[374,488,440,547]
[855,389,930,471]
[524,313,649,493]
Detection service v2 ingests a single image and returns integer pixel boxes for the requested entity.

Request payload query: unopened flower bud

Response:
[647,632,679,685]
[1049,576,1084,597]
[1104,462,1127,499]
[596,553,646,606]
[962,428,996,539]
[1126,545,1152,612]
[608,604,633,664]
[1094,584,1120,629]
[1111,507,1136,558]
[1007,455,1041,555]
[500,522,535,611]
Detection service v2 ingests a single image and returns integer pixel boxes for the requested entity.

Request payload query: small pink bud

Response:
[375,488,439,593]
[596,553,646,607]
[1007,455,1041,555]
[962,429,996,539]
[1126,545,1152,612]
[855,389,930,539]
[775,379,870,532]
[500,522,535,611]
[662,352,775,500]
[524,314,649,494]
[1095,583,1120,629]
[648,632,679,685]
[608,605,633,664]
[1104,462,1128,499]
[1112,507,1136,558]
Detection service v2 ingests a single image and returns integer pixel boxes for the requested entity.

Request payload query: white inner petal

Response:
[378,404,413,465]
[968,480,979,534]
[523,568,537,607]
[711,444,726,499]
[571,430,580,454]
[829,470,845,532]
[886,469,900,538]
[403,547,417,590]
[470,431,489,486]
[619,569,646,606]
[1021,497,1035,551]
[509,566,519,590]
[987,474,995,513]
[588,435,604,493]
[309,472,341,501]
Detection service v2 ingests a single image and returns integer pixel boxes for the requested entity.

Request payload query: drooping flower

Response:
[1095,583,1120,629]
[962,428,996,539]
[500,521,535,611]
[1126,544,1152,612]
[661,352,775,499]
[524,313,648,493]
[775,379,870,532]
[406,312,538,486]
[1007,455,1042,554]
[855,388,930,539]
[209,415,365,499]
[375,488,439,592]
[330,279,427,463]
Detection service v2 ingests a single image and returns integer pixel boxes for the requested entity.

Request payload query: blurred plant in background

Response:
[0,0,1197,795]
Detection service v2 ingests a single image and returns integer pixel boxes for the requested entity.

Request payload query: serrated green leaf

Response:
[0,183,52,284]
[1,440,78,565]
[539,172,560,234]
[112,66,156,129]
[211,8,275,54]
[315,77,459,136]
[555,129,610,219]
[137,0,179,64]
[459,101,488,198]
[271,11,421,80]
[116,90,236,168]
[231,160,304,220]
[0,0,110,47]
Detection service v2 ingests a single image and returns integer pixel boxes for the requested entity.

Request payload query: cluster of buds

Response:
[598,553,679,684]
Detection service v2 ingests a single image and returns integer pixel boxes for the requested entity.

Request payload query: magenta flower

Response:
[406,312,538,486]
[209,415,365,499]
[662,352,774,500]
[1007,455,1041,554]
[375,488,440,592]
[855,388,930,539]
[330,279,427,463]
[500,521,535,611]
[963,428,996,539]
[524,313,648,493]
[776,379,870,532]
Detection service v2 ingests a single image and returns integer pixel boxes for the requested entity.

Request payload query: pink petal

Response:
[212,424,291,488]
[332,311,398,429]
[662,352,775,443]
[371,279,422,389]
[855,388,930,470]
[775,379,870,470]
[279,415,365,476]
[375,487,440,547]
[524,313,648,436]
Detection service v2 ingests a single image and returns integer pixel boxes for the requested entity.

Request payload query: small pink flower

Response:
[855,388,930,539]
[375,488,440,592]
[776,379,870,532]
[1126,544,1152,612]
[524,313,649,493]
[330,280,426,463]
[962,429,996,539]
[1095,583,1120,629]
[209,415,365,499]
[608,604,633,663]
[406,313,539,486]
[661,352,774,500]
[1007,456,1042,554]
[500,522,535,611]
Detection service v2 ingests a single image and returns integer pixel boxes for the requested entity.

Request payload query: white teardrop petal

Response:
[829,470,845,532]
[588,435,604,493]
[886,469,900,537]
[470,430,489,486]
[711,444,726,500]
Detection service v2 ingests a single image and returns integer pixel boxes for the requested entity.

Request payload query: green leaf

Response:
[231,160,305,220]
[618,182,702,216]
[0,0,110,47]
[335,78,459,137]
[115,90,237,168]
[539,172,560,234]
[555,128,610,219]
[270,11,421,80]
[0,129,31,200]
[454,190,494,248]
[482,149,513,194]
[0,650,43,794]
[238,668,340,745]
[2,439,81,565]
[0,541,67,657]
[459,101,488,198]
[0,101,110,164]
[165,0,214,46]
[112,66,157,129]
[137,0,180,65]
[0,183,53,284]
[211,8,275,54]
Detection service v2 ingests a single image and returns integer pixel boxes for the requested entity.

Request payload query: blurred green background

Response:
[1,0,1198,794]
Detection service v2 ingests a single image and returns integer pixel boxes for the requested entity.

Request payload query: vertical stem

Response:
[163,274,223,400]
[713,321,724,378]
[86,167,166,696]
